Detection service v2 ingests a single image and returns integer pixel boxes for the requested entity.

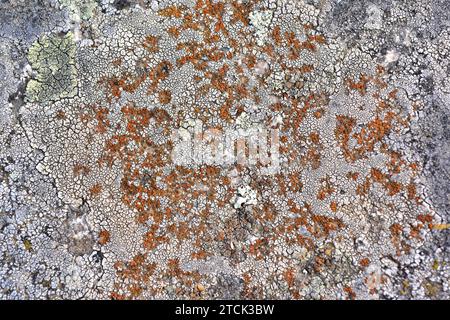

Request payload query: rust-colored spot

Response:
[158,89,172,104]
[98,230,111,245]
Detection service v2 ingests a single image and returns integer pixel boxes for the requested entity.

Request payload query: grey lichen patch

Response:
[25,32,78,103]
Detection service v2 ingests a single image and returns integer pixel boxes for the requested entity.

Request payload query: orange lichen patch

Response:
[309,215,344,238]
[105,77,125,100]
[295,235,315,249]
[300,40,317,52]
[191,250,209,260]
[386,150,405,174]
[313,108,325,119]
[241,273,257,299]
[244,54,256,69]
[390,223,403,238]
[370,167,403,196]
[155,2,266,118]
[158,5,184,18]
[417,214,433,225]
[56,110,66,120]
[406,182,417,200]
[409,162,420,174]
[387,89,398,100]
[143,224,168,250]
[93,106,110,133]
[344,286,356,300]
[384,178,402,196]
[308,34,327,44]
[249,238,269,260]
[355,176,370,196]
[210,64,230,92]
[100,71,148,102]
[346,74,370,96]
[283,267,296,288]
[376,64,385,75]
[406,180,421,203]
[219,102,232,121]
[274,173,288,195]
[288,172,303,193]
[158,89,172,104]
[370,168,384,183]
[309,131,320,144]
[284,30,323,60]
[195,0,226,29]
[317,177,335,201]
[285,93,329,132]
[314,256,327,273]
[303,147,322,170]
[176,41,223,70]
[409,224,423,240]
[143,35,160,53]
[299,64,314,74]
[107,111,230,285]
[284,31,301,60]
[346,171,359,181]
[136,211,151,225]
[79,104,112,134]
[417,214,450,230]
[170,221,191,241]
[90,183,102,197]
[330,201,337,212]
[272,25,282,46]
[112,58,122,67]
[165,258,202,286]
[121,105,152,133]
[372,75,388,90]
[98,229,111,245]
[335,111,402,163]
[73,163,90,176]
[258,202,275,222]
[167,26,180,38]
[180,13,201,33]
[390,223,403,255]
[360,258,370,268]
[285,200,342,243]
[335,115,356,159]
[230,1,252,25]
[112,254,157,299]
[358,114,395,146]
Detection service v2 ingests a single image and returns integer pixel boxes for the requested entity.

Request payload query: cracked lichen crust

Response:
[0,0,449,300]
[25,32,78,103]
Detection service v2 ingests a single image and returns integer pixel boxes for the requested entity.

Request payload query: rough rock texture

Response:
[0,0,449,299]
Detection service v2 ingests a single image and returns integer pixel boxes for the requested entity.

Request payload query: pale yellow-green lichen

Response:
[26,32,78,103]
